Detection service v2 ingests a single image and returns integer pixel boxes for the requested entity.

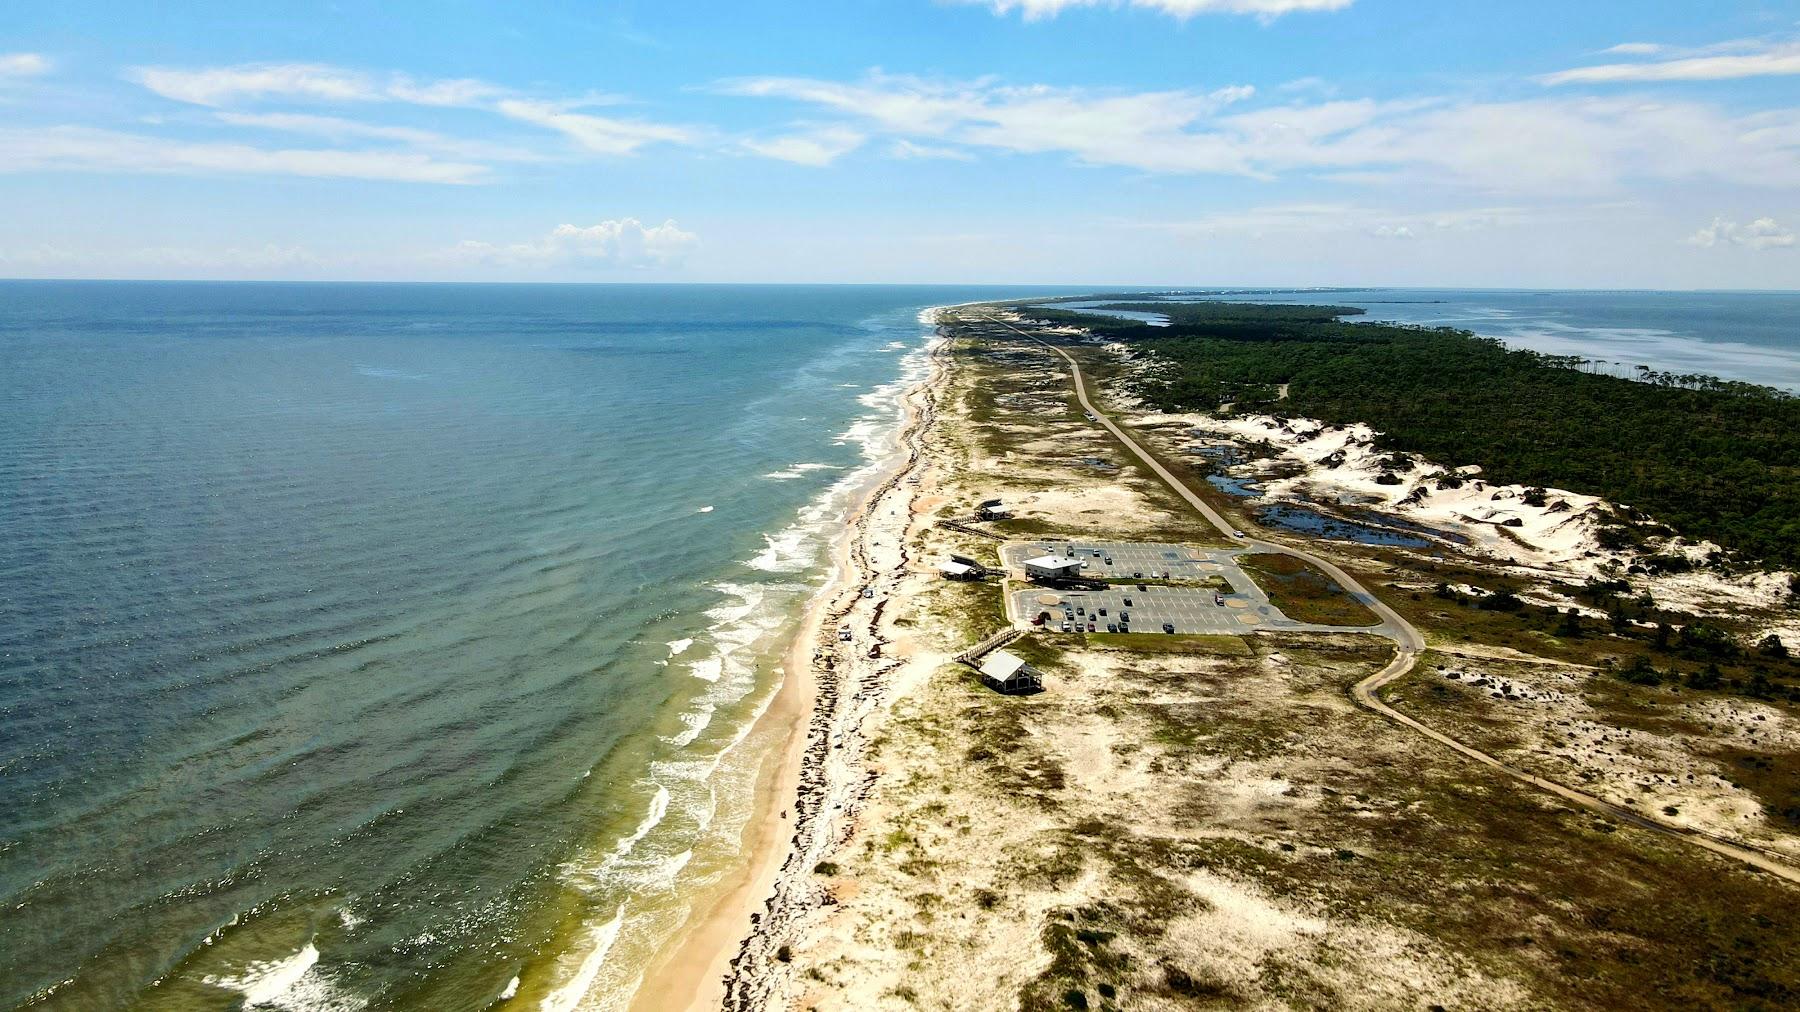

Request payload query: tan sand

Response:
[628,334,951,1012]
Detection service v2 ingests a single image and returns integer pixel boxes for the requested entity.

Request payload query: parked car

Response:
[1163,622,1176,634]
[838,626,852,642]
[1097,607,1107,616]
[1076,606,1085,616]
[1120,611,1130,622]
[1118,624,1130,634]
[1137,583,1148,592]
[1061,621,1073,633]
[1214,594,1225,606]
[1133,571,1143,579]
[1122,596,1133,607]
[1107,623,1118,633]
[1087,622,1096,632]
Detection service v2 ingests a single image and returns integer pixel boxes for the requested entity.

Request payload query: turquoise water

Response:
[0,283,1070,1010]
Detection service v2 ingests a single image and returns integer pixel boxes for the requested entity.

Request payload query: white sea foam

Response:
[500,976,520,1000]
[538,904,626,1012]
[541,316,943,1012]
[615,786,670,858]
[762,462,843,481]
[686,656,722,683]
[202,941,362,1011]
[696,505,714,513]
[667,706,713,748]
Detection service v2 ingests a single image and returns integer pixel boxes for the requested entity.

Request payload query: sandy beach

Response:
[628,326,951,1012]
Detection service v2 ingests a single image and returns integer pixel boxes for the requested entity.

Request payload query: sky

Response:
[2,0,1799,287]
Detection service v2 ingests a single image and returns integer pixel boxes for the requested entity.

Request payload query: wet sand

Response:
[628,332,948,1012]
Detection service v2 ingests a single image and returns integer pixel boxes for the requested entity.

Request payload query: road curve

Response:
[982,311,1800,886]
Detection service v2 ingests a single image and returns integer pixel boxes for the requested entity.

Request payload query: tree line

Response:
[1024,302,1800,569]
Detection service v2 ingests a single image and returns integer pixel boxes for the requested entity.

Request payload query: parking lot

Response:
[1009,584,1271,635]
[999,539,1289,634]
[999,540,1259,594]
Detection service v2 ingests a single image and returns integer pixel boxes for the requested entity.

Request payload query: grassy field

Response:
[1238,552,1380,627]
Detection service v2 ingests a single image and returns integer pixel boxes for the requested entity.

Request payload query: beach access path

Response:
[980,311,1800,887]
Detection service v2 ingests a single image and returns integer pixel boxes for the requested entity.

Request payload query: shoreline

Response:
[628,321,951,1012]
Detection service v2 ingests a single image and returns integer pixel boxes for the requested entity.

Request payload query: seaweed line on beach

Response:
[719,334,948,1010]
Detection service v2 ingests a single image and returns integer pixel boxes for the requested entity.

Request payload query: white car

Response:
[1232,530,1246,539]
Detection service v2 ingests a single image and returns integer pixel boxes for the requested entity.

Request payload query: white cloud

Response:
[720,74,1260,173]
[0,126,488,183]
[1542,39,1800,84]
[212,111,543,162]
[1601,42,1666,56]
[1684,217,1796,250]
[968,0,1351,20]
[386,75,504,107]
[449,219,698,268]
[0,52,52,77]
[0,242,326,272]
[724,73,1800,192]
[887,138,974,160]
[1133,202,1537,238]
[741,126,866,166]
[493,99,696,155]
[129,62,510,108]
[131,63,380,105]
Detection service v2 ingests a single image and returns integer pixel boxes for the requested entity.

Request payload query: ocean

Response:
[0,282,1070,1011]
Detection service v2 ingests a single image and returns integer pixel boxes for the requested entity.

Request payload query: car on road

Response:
[838,626,853,642]
[1232,530,1246,539]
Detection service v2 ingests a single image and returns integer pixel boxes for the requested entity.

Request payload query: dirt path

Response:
[984,312,1800,888]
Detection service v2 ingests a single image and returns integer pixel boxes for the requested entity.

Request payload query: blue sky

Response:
[3,0,1799,286]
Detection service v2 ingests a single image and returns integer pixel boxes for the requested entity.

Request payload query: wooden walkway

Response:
[955,627,1024,667]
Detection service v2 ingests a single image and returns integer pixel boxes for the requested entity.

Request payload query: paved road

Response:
[981,311,1800,886]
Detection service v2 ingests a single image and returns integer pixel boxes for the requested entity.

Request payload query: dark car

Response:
[1120,611,1130,622]
[1122,596,1133,607]
[1162,622,1176,634]
[1107,622,1118,633]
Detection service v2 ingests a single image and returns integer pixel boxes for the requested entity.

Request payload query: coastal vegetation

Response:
[1022,302,1800,568]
